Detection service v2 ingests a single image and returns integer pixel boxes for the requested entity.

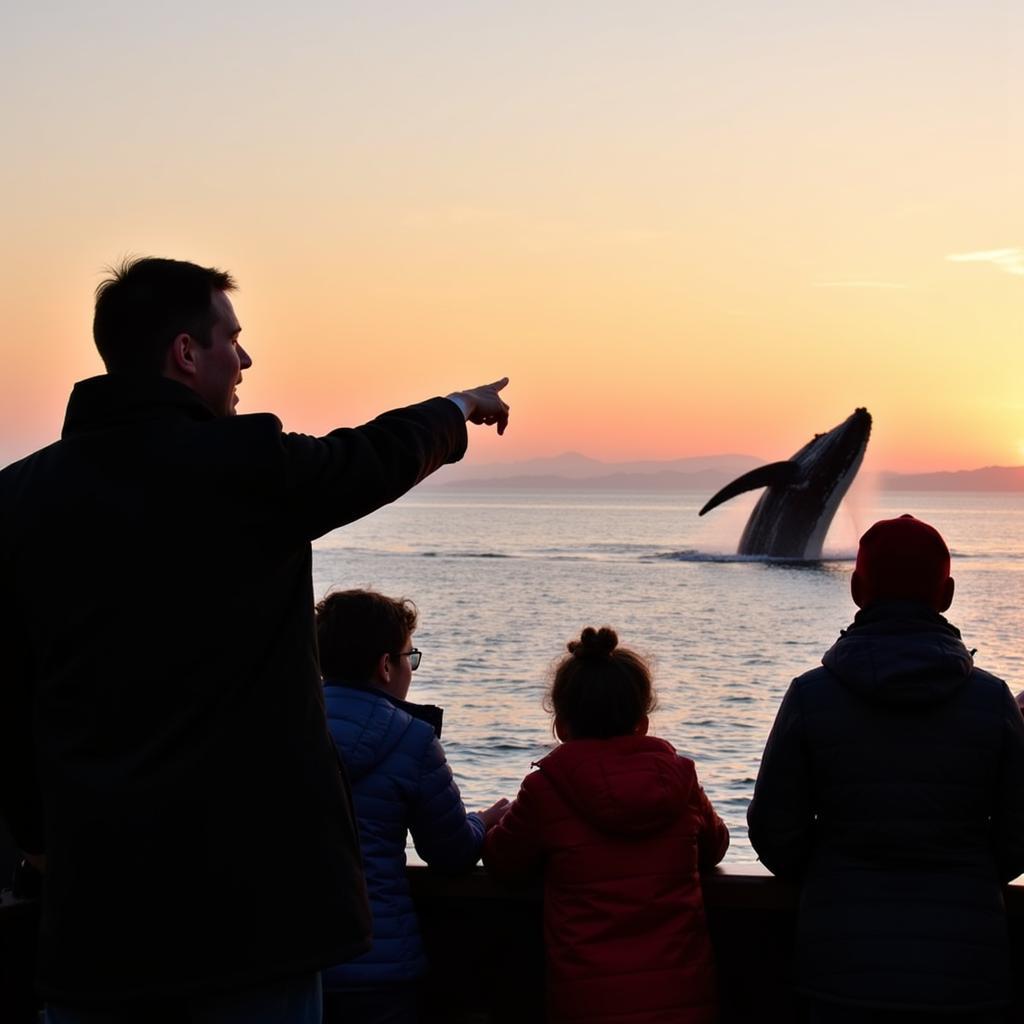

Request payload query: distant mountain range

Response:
[878,466,1024,492]
[424,453,1024,493]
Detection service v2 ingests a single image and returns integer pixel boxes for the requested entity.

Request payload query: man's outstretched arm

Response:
[282,378,511,541]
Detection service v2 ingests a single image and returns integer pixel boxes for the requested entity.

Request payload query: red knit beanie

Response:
[852,514,951,610]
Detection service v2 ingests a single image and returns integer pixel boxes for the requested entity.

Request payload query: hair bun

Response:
[568,626,619,659]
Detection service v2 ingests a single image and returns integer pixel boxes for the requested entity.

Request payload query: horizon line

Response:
[446,452,1024,476]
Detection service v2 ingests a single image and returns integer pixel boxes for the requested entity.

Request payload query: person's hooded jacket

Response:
[483,734,729,1024]
[323,682,485,989]
[747,601,1024,1012]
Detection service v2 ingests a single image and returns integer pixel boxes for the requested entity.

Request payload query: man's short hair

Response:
[853,514,951,609]
[93,257,236,375]
[315,589,418,682]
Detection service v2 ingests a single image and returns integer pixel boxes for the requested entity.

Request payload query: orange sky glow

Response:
[1,3,1021,475]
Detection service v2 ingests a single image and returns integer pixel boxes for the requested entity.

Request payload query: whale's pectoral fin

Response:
[698,461,803,516]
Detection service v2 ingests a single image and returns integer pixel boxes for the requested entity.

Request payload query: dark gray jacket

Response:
[748,602,1024,1011]
[0,375,467,1003]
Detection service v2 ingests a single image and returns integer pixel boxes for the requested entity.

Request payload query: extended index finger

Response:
[484,377,509,393]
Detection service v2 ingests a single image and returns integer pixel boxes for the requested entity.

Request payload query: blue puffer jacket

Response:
[323,682,485,988]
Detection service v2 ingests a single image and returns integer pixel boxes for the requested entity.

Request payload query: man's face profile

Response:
[190,290,252,417]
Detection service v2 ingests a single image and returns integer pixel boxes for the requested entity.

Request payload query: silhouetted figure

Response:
[316,589,508,1024]
[0,257,510,1024]
[484,626,729,1024]
[748,515,1024,1023]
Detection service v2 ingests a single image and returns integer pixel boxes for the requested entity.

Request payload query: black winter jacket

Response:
[747,602,1024,1012]
[0,375,468,1003]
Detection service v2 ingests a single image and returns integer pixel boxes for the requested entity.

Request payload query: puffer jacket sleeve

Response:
[991,683,1024,882]
[692,773,730,868]
[482,773,545,882]
[408,734,485,874]
[747,677,815,878]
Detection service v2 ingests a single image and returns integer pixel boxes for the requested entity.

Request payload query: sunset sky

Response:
[2,2,1021,473]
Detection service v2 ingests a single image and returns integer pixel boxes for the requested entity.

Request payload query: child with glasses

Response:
[315,589,508,1024]
[483,626,729,1024]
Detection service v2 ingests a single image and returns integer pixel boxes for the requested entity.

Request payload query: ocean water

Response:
[312,488,1024,862]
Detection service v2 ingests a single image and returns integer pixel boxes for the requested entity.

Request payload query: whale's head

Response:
[783,407,872,558]
[793,407,872,497]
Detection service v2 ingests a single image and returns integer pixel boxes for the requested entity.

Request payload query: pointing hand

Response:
[448,378,510,435]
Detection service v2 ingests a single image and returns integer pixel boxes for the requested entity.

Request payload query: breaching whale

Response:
[698,408,872,559]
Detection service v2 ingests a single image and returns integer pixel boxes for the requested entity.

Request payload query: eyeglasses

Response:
[397,648,422,671]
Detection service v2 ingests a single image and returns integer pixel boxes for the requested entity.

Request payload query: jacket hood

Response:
[822,601,973,707]
[536,735,694,836]
[323,681,441,781]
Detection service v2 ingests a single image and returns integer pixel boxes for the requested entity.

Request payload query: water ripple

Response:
[313,489,1024,862]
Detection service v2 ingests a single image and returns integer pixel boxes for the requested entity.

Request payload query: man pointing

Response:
[0,256,509,1023]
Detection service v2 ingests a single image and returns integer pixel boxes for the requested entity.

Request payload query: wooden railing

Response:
[4,866,1024,1022]
[407,863,1024,1022]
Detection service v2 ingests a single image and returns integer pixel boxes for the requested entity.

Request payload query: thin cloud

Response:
[947,248,1024,276]
[813,280,909,289]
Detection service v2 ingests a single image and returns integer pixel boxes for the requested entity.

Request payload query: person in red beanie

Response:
[851,514,955,613]
[748,515,1024,1024]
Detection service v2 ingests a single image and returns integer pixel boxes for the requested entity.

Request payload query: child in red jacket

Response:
[483,626,729,1024]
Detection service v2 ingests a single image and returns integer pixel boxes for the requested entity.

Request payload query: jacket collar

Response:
[824,600,972,707]
[323,678,445,739]
[847,600,961,640]
[62,375,216,439]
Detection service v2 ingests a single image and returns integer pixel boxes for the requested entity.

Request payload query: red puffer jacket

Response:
[483,735,728,1024]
